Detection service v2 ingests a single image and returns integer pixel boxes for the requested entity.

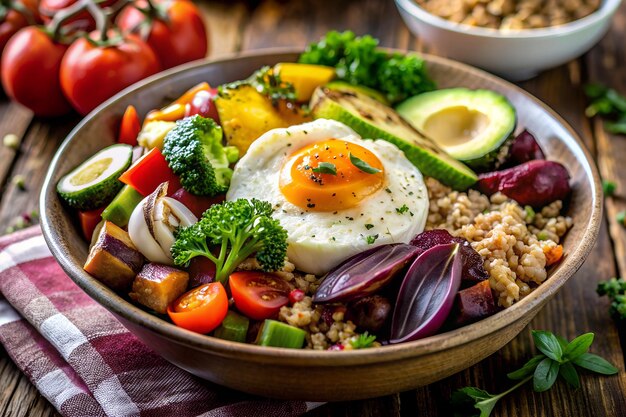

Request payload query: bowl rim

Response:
[41,48,603,367]
[395,0,622,39]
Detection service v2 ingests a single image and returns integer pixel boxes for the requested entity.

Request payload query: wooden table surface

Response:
[2,0,626,416]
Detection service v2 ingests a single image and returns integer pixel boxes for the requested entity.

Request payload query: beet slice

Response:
[410,229,488,284]
[454,280,499,326]
[477,160,571,208]
[502,129,545,168]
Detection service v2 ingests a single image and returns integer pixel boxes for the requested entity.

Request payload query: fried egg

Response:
[226,119,429,275]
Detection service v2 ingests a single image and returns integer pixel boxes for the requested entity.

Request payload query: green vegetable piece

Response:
[162,115,232,196]
[224,146,240,164]
[256,319,306,349]
[532,330,563,362]
[57,144,133,211]
[325,81,389,105]
[213,311,249,343]
[312,162,337,175]
[524,205,536,221]
[101,185,143,228]
[171,199,288,284]
[349,152,381,174]
[617,211,626,226]
[350,332,376,349]
[602,180,617,196]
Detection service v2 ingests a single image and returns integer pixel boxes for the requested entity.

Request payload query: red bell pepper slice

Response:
[170,187,224,218]
[79,207,105,241]
[118,105,141,146]
[118,148,181,196]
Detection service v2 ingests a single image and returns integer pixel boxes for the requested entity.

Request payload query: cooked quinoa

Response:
[425,177,572,307]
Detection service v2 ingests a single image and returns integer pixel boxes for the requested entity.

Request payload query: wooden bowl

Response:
[40,50,602,401]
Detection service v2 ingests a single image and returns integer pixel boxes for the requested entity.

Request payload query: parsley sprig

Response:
[597,278,626,320]
[351,332,376,349]
[585,84,626,134]
[451,330,618,417]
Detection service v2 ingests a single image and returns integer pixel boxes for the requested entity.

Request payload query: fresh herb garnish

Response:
[617,211,626,226]
[312,162,337,175]
[396,204,409,214]
[451,330,618,417]
[365,224,374,230]
[585,84,626,134]
[366,234,379,244]
[350,153,381,174]
[603,180,617,196]
[351,332,376,349]
[299,30,435,103]
[220,66,296,107]
[597,277,626,320]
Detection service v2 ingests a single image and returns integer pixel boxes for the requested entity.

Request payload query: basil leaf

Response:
[533,358,560,392]
[451,387,499,417]
[556,335,569,351]
[312,162,337,175]
[572,353,619,375]
[563,332,594,360]
[532,330,563,362]
[349,153,381,174]
[559,362,580,389]
[507,355,545,380]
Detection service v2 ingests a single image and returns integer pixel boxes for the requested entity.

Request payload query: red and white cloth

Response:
[0,227,323,417]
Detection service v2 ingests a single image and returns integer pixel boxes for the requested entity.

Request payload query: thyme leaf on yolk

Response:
[312,162,337,175]
[350,153,381,174]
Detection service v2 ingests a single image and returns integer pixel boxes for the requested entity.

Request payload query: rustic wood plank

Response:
[197,0,251,58]
[0,102,33,195]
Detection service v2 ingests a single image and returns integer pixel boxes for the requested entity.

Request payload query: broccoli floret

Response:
[162,115,239,196]
[171,198,288,283]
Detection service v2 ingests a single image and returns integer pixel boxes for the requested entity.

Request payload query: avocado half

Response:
[396,88,516,171]
[310,84,477,190]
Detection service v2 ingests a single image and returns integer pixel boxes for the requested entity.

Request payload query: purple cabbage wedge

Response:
[390,243,463,344]
[410,229,488,284]
[313,244,421,303]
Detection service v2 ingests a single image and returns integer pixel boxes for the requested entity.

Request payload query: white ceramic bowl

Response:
[396,0,622,80]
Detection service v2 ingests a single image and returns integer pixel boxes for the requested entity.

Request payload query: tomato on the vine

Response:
[60,31,160,115]
[116,0,208,70]
[167,282,228,334]
[0,0,40,54]
[229,271,292,320]
[1,26,72,116]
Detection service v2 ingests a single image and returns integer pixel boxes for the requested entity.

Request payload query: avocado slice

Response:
[396,88,516,170]
[310,85,477,190]
[324,81,390,105]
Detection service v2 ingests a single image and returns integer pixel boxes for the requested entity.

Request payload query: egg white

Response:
[226,119,429,275]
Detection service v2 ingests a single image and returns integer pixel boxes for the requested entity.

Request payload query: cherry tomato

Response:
[187,88,219,123]
[1,27,72,116]
[116,0,208,69]
[60,31,160,115]
[0,0,39,55]
[171,187,224,218]
[167,282,228,334]
[289,289,305,304]
[229,271,292,320]
[118,105,141,146]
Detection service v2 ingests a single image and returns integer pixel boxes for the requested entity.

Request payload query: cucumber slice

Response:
[256,319,306,349]
[214,311,249,342]
[102,185,143,228]
[57,144,133,211]
[310,85,477,190]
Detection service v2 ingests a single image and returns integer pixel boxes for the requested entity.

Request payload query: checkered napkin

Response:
[0,227,323,417]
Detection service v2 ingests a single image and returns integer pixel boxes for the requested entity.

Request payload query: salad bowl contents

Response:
[41,32,601,400]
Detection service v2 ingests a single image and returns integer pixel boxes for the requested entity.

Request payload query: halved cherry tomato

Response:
[144,82,219,123]
[171,187,224,218]
[79,207,105,241]
[167,282,228,334]
[118,147,181,196]
[229,271,292,320]
[118,105,141,146]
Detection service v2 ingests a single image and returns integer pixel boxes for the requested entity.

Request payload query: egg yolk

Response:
[279,139,385,211]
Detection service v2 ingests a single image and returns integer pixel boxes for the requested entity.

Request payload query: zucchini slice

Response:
[57,144,133,211]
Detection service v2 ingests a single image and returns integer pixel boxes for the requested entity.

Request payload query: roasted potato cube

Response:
[129,263,189,314]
